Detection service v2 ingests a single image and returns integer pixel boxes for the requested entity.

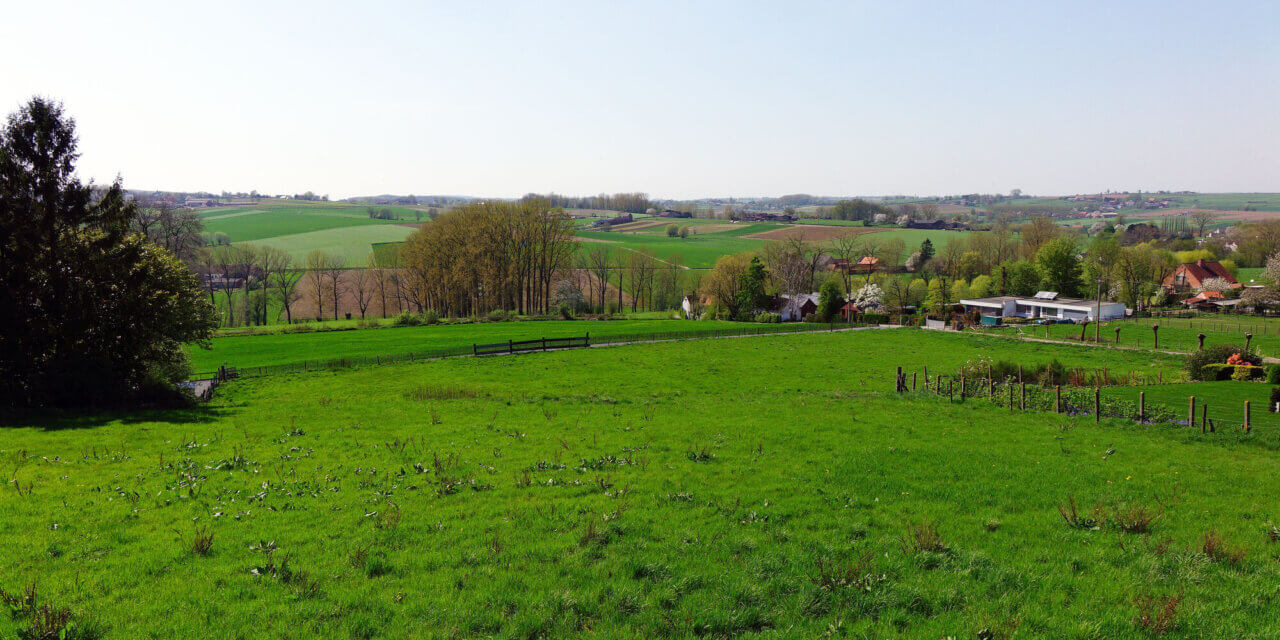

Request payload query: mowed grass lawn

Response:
[187,319,809,372]
[3,330,1278,638]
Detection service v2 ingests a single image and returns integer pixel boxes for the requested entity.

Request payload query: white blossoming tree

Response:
[1197,277,1234,293]
[850,283,883,310]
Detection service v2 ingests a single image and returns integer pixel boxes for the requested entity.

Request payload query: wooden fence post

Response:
[1114,326,1121,345]
[1246,332,1253,353]
[1190,396,1198,432]
[923,365,929,387]
[1094,388,1100,423]
[1055,385,1061,413]
[1020,382,1026,410]
[912,372,917,392]
[1197,333,1205,350]
[1245,400,1251,433]
[949,378,954,403]
[896,366,903,392]
[1138,391,1145,423]
[960,376,966,398]
[508,339,514,354]
[1153,325,1159,349]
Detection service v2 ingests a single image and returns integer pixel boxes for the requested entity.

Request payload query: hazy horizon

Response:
[3,1,1277,200]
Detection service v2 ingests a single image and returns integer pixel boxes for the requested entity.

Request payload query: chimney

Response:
[1196,259,1206,267]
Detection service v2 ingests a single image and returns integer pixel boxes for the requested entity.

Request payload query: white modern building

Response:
[958,291,1126,322]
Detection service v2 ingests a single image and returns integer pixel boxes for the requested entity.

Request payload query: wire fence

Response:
[896,366,1270,437]
[191,321,887,380]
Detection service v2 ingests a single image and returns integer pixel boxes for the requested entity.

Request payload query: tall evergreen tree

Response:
[0,98,215,407]
[919,238,935,262]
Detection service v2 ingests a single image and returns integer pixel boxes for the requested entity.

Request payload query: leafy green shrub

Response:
[1233,365,1265,381]
[558,303,573,320]
[1270,386,1280,409]
[1201,364,1235,381]
[1267,365,1280,385]
[1186,345,1258,380]
[487,309,509,322]
[754,312,781,323]
[392,311,420,327]
[420,309,440,325]
[862,313,889,325]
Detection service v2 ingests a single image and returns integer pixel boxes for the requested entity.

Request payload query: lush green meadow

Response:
[5,330,1280,638]
[574,225,973,269]
[574,230,769,269]
[1101,380,1280,431]
[1024,317,1280,359]
[188,318,803,372]
[203,211,393,243]
[199,201,423,266]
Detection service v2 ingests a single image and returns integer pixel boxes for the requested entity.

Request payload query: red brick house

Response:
[1163,259,1240,292]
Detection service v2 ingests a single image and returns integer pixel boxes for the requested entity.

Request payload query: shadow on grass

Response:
[0,403,237,430]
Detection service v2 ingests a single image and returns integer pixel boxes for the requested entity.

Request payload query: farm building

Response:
[591,213,633,228]
[958,291,1126,322]
[1180,290,1241,311]
[1162,259,1240,292]
[778,293,819,322]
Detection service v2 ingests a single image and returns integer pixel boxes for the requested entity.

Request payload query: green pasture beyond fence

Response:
[897,365,1271,438]
[193,321,884,380]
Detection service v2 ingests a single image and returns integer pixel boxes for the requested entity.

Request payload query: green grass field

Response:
[6,330,1279,638]
[204,211,393,243]
[1102,380,1278,431]
[574,230,770,269]
[196,201,425,266]
[1025,317,1280,359]
[188,318,806,372]
[249,226,418,266]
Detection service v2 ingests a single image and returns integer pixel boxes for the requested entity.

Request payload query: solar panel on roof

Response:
[1033,291,1059,300]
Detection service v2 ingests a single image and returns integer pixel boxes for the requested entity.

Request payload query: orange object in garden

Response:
[1226,353,1245,365]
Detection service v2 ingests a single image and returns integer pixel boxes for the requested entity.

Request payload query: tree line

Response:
[519,192,652,214]
[400,200,578,316]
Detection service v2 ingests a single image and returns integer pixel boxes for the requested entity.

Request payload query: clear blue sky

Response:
[2,1,1277,199]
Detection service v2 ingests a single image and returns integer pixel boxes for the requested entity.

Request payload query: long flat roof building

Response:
[958,291,1126,322]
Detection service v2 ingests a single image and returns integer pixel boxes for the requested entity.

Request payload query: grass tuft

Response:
[1201,529,1247,565]
[1058,496,1101,530]
[902,521,948,554]
[1134,593,1184,635]
[1111,503,1161,534]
